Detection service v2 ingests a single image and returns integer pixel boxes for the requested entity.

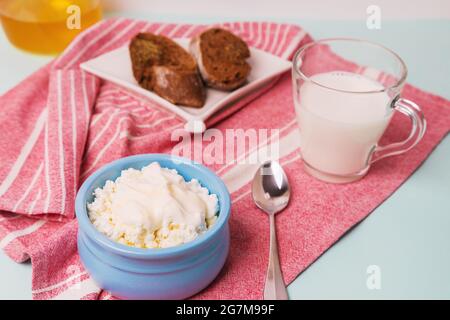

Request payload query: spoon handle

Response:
[264,214,289,300]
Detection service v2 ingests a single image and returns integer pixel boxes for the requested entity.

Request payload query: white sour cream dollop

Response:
[87,162,218,248]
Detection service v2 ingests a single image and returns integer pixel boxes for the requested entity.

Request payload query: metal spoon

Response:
[251,160,290,300]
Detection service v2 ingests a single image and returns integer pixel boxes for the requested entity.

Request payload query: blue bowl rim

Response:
[75,154,231,259]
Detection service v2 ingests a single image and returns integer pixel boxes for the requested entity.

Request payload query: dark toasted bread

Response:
[129,33,206,108]
[190,28,251,91]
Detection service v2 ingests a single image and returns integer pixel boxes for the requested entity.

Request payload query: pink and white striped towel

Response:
[0,18,449,300]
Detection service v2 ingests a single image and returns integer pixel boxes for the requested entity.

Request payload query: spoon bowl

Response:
[252,161,290,215]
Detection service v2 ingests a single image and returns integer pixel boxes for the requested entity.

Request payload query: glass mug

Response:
[292,38,426,183]
[0,0,102,55]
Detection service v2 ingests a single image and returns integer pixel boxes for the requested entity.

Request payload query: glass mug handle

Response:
[370,98,427,164]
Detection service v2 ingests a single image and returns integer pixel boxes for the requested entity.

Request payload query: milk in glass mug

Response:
[292,39,426,183]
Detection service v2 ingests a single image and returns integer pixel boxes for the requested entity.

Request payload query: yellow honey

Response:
[0,0,102,55]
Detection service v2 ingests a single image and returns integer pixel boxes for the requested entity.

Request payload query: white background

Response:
[103,0,450,20]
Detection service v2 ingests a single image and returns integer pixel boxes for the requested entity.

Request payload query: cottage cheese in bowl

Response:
[87,162,218,249]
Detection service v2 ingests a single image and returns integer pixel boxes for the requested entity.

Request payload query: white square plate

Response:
[81,39,292,132]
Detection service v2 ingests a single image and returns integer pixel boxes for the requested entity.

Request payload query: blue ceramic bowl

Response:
[75,154,231,300]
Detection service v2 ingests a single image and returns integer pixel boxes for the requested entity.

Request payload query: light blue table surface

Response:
[0,13,449,299]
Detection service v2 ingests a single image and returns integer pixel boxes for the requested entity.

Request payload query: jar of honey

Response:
[0,0,102,55]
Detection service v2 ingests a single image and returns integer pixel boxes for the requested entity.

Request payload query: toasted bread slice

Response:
[190,28,251,91]
[129,33,206,108]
